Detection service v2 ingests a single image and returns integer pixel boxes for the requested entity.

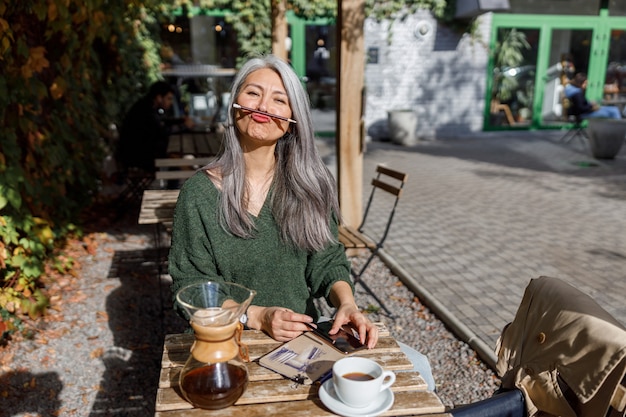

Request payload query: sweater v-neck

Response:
[201,171,271,220]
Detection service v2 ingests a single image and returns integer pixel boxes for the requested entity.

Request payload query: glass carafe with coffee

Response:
[176,281,256,410]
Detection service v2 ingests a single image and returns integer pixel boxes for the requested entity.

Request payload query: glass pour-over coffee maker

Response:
[176,281,256,410]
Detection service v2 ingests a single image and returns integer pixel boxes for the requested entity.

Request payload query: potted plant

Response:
[586,118,626,159]
[387,109,418,146]
[490,29,531,125]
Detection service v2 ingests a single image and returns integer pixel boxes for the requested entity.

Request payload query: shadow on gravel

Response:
[0,371,63,415]
[89,239,186,416]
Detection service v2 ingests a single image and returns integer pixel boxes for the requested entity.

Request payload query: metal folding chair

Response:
[114,167,154,210]
[560,96,588,148]
[560,113,588,146]
[339,165,408,317]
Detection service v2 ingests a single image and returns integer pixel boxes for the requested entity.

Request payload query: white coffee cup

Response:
[332,357,396,408]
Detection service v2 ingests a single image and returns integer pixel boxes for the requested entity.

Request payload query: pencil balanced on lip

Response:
[233,103,297,124]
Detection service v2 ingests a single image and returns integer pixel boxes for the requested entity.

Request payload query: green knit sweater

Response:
[168,171,353,321]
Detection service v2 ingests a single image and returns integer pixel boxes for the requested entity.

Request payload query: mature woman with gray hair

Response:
[168,54,379,346]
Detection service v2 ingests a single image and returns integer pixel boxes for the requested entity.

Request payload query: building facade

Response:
[162,1,626,139]
[363,10,492,140]
[363,0,626,140]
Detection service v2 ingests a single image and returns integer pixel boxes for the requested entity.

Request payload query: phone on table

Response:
[306,321,366,354]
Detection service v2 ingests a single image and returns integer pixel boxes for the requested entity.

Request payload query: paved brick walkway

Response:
[352,130,626,366]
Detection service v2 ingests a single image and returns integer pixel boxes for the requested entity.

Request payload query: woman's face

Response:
[234,68,292,145]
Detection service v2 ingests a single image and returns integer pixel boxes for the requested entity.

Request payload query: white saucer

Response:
[318,379,394,417]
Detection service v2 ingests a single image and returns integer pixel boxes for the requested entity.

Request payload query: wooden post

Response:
[271,0,288,61]
[337,0,365,227]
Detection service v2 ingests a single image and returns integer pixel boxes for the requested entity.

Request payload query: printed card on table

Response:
[258,331,345,385]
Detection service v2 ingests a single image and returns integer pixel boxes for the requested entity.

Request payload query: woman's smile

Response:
[235,68,292,144]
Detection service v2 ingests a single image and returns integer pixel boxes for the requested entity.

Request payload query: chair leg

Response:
[153,223,166,335]
[573,128,588,149]
[560,126,588,150]
[560,128,576,143]
[154,223,163,277]
[351,254,395,317]
[114,174,153,213]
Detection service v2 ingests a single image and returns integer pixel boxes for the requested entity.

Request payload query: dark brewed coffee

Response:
[342,372,375,381]
[181,362,248,409]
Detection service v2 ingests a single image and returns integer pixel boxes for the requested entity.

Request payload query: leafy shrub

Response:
[0,0,165,334]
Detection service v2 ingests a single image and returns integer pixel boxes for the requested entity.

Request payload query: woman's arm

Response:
[168,175,224,317]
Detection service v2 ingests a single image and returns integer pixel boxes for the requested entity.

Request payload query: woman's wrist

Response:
[245,305,263,331]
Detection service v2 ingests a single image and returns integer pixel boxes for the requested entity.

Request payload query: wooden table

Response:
[138,189,180,275]
[602,98,626,113]
[154,157,214,182]
[155,324,450,416]
[167,130,222,157]
[138,189,179,227]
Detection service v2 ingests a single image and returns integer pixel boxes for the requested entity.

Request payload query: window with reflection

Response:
[489,28,539,127]
[161,15,238,68]
[603,30,626,110]
[609,0,626,16]
[304,25,337,110]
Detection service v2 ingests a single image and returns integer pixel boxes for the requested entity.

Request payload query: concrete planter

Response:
[587,119,626,159]
[387,110,418,146]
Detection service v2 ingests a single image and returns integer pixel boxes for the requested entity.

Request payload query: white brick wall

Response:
[364,11,493,141]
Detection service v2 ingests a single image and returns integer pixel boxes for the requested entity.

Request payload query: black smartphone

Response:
[307,321,366,354]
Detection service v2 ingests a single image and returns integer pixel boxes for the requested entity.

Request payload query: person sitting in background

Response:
[564,73,621,120]
[117,81,193,173]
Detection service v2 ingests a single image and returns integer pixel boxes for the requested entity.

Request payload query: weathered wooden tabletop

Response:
[155,324,450,416]
[138,189,179,226]
[167,131,222,157]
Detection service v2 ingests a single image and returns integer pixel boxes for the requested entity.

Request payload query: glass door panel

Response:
[540,29,592,125]
[304,24,337,110]
[602,29,626,115]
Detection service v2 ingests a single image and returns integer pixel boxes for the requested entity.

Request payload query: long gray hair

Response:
[206,54,340,252]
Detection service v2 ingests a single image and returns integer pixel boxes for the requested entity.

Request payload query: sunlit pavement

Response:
[313,112,626,367]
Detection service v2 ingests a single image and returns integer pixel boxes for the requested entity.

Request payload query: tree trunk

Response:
[271,0,288,61]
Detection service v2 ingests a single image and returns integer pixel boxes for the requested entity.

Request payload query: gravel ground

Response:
[0,209,499,416]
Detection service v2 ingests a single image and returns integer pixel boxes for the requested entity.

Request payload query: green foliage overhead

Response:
[169,0,337,64]
[171,1,458,64]
[366,0,453,22]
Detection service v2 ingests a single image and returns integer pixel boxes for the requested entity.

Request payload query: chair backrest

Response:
[358,165,408,248]
[153,157,214,184]
[561,95,586,126]
[562,96,573,118]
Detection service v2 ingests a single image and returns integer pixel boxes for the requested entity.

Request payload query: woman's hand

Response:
[328,281,379,349]
[247,305,314,342]
[332,302,379,349]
